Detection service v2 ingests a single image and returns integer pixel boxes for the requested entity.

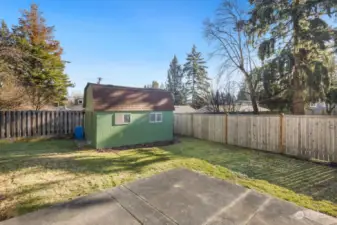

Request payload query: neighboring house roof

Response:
[84,83,174,111]
[197,103,269,113]
[236,100,252,105]
[174,105,196,113]
[237,104,269,112]
[68,105,84,111]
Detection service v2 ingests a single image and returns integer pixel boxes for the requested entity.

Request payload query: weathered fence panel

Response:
[174,114,337,163]
[174,113,193,136]
[284,115,337,162]
[0,111,84,139]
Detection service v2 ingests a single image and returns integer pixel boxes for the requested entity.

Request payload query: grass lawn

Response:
[0,137,337,221]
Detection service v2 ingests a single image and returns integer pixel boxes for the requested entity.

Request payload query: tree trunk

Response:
[326,104,336,115]
[250,93,259,114]
[292,76,305,114]
[243,71,259,114]
[291,0,305,115]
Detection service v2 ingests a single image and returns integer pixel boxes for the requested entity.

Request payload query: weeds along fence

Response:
[174,114,337,163]
[0,111,84,139]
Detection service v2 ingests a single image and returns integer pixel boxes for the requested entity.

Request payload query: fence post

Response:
[0,111,4,138]
[279,113,285,154]
[6,111,10,138]
[225,113,228,144]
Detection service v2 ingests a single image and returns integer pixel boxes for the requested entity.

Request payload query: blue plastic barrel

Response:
[74,126,84,140]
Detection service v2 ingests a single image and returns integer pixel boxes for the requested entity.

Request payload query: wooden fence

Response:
[0,111,84,139]
[174,114,337,163]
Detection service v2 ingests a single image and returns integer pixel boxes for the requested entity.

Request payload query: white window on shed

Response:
[149,112,163,123]
[156,113,162,122]
[149,113,156,123]
[115,113,131,125]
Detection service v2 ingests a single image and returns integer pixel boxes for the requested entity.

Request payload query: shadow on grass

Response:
[12,176,116,218]
[161,137,337,205]
[0,140,173,220]
[0,140,171,175]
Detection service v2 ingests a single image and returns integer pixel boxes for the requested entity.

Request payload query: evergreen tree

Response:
[0,20,25,72]
[0,20,9,41]
[257,62,292,112]
[166,55,184,105]
[152,80,159,88]
[183,45,210,109]
[325,55,337,114]
[237,82,249,101]
[0,20,26,109]
[249,0,337,114]
[180,83,189,105]
[144,80,159,88]
[159,83,165,90]
[13,4,73,110]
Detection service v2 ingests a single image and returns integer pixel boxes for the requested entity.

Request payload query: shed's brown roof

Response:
[85,83,174,111]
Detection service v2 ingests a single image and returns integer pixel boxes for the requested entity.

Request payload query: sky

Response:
[1,0,246,95]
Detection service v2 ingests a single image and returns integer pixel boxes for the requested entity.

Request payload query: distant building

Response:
[75,98,83,105]
[197,100,269,113]
[66,96,84,111]
[306,101,337,115]
[174,105,196,113]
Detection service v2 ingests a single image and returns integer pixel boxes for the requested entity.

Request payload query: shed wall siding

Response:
[95,111,173,148]
[84,85,94,111]
[84,85,96,146]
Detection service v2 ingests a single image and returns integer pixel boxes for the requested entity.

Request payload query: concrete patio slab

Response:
[1,168,336,225]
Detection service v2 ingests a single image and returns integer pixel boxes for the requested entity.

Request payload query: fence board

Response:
[6,111,10,138]
[22,111,26,137]
[0,112,4,138]
[64,111,68,135]
[57,111,61,135]
[38,111,41,136]
[26,111,30,137]
[13,111,17,137]
[17,111,21,138]
[75,112,80,129]
[80,111,84,127]
[0,111,84,139]
[46,111,49,136]
[51,111,55,135]
[73,111,77,133]
[41,111,45,136]
[32,111,37,136]
[48,112,54,135]
[69,111,72,134]
[37,111,41,136]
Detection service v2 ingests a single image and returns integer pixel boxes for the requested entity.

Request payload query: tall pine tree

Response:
[249,0,337,114]
[13,4,73,110]
[144,80,159,88]
[166,55,184,105]
[183,45,210,109]
[159,83,165,89]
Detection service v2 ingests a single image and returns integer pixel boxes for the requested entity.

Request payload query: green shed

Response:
[83,83,175,149]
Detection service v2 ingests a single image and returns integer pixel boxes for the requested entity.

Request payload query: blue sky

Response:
[1,0,237,94]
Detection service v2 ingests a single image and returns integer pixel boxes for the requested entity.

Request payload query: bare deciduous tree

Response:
[206,78,238,113]
[204,0,260,114]
[0,67,25,110]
